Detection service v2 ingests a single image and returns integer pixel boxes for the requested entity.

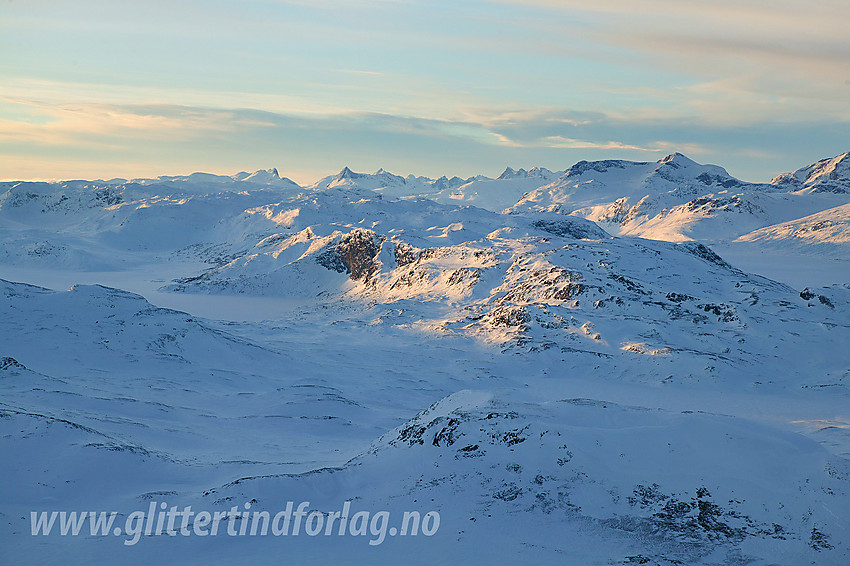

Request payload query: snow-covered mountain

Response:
[735,202,850,255]
[130,167,301,189]
[770,151,850,194]
[157,185,847,392]
[177,388,848,565]
[506,152,850,244]
[0,169,306,269]
[6,152,847,255]
[511,152,752,214]
[431,165,562,210]
[2,154,850,564]
[305,165,561,211]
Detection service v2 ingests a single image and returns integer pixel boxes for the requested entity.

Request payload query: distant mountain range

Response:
[3,151,847,260]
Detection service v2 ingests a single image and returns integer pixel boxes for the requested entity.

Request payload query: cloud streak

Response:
[1,1,847,183]
[485,0,850,121]
[2,97,847,184]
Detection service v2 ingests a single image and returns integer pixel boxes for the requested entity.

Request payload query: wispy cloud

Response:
[333,69,385,76]
[1,1,847,183]
[534,137,707,154]
[0,99,276,148]
[3,96,846,184]
[484,0,850,121]
[486,0,850,39]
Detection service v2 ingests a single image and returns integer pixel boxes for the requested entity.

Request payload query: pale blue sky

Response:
[2,0,848,183]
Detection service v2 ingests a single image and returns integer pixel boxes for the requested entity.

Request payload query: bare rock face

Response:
[329,228,383,282]
[531,218,609,240]
[392,241,419,267]
[677,242,730,268]
[0,356,26,371]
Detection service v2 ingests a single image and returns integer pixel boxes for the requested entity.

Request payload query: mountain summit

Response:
[771,151,850,193]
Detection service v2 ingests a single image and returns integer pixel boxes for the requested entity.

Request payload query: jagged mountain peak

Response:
[657,152,698,167]
[497,166,555,180]
[242,168,282,184]
[305,166,414,193]
[331,166,406,184]
[337,166,360,180]
[498,166,527,180]
[120,168,297,190]
[498,166,518,179]
[506,153,778,242]
[527,166,554,176]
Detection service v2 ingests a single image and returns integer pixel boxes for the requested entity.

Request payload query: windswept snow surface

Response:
[2,159,850,564]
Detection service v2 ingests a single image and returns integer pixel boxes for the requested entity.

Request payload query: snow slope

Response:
[3,268,850,564]
[770,151,850,194]
[735,202,850,255]
[159,186,848,394]
[305,165,561,211]
[506,152,850,244]
[2,155,850,564]
[0,171,305,269]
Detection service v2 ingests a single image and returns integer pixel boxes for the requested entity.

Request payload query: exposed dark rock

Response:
[393,241,419,267]
[678,242,730,268]
[316,229,383,282]
[315,248,348,273]
[684,195,760,215]
[532,219,608,240]
[432,418,462,447]
[695,172,743,188]
[0,356,25,371]
[493,483,522,501]
[697,303,738,323]
[809,525,833,551]
[446,268,481,289]
[608,272,648,295]
[337,229,382,281]
[485,305,531,328]
[564,159,637,177]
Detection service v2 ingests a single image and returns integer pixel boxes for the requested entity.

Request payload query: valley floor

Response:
[2,256,849,565]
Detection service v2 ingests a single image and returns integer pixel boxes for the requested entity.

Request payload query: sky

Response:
[1,0,848,184]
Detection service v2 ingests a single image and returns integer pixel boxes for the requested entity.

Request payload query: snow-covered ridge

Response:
[735,202,850,255]
[205,389,850,563]
[130,167,300,189]
[770,151,850,193]
[13,149,838,253]
[503,152,850,247]
[135,183,850,398]
[3,153,850,564]
[2,151,848,277]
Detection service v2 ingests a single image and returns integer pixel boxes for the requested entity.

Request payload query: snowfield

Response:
[2,152,849,564]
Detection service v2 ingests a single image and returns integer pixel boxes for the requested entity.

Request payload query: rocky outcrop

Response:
[315,229,384,282]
